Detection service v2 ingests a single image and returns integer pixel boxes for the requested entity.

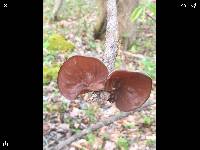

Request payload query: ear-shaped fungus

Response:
[58,56,109,100]
[105,71,152,112]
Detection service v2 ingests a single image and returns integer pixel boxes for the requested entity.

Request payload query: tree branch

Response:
[90,0,119,103]
[46,100,156,150]
[102,0,119,73]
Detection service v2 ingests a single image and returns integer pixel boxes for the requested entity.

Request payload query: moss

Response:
[47,34,75,52]
[43,65,60,85]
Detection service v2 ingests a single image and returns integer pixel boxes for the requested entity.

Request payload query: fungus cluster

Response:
[58,56,152,112]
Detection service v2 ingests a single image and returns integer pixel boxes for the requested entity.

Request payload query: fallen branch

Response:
[47,100,156,150]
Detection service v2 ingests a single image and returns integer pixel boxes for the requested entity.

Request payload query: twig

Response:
[146,12,156,22]
[47,100,156,150]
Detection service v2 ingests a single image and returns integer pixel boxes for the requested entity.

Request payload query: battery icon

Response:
[2,141,8,146]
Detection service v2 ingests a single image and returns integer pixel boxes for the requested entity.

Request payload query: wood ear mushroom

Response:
[58,56,152,112]
[105,71,152,112]
[57,56,109,100]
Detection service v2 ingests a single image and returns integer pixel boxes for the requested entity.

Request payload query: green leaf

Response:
[130,6,145,23]
[148,3,156,16]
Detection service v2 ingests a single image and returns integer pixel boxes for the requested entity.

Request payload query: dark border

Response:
[157,0,200,149]
[0,1,43,149]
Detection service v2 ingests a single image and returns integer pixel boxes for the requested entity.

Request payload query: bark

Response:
[90,0,119,103]
[102,0,119,73]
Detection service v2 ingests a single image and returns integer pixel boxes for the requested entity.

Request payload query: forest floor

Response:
[43,0,156,150]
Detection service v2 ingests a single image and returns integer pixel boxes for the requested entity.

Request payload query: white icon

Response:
[2,141,8,146]
[181,4,187,7]
[191,3,196,8]
[4,4,8,7]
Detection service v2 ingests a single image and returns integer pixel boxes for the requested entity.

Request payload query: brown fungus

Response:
[57,56,109,100]
[57,55,152,112]
[105,71,152,112]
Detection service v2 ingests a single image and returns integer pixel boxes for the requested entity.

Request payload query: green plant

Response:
[72,128,81,134]
[140,58,156,79]
[86,133,96,145]
[84,105,98,123]
[131,0,156,23]
[43,65,60,85]
[60,102,68,113]
[123,122,135,129]
[46,34,75,52]
[146,139,156,147]
[143,116,154,126]
[116,137,129,150]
